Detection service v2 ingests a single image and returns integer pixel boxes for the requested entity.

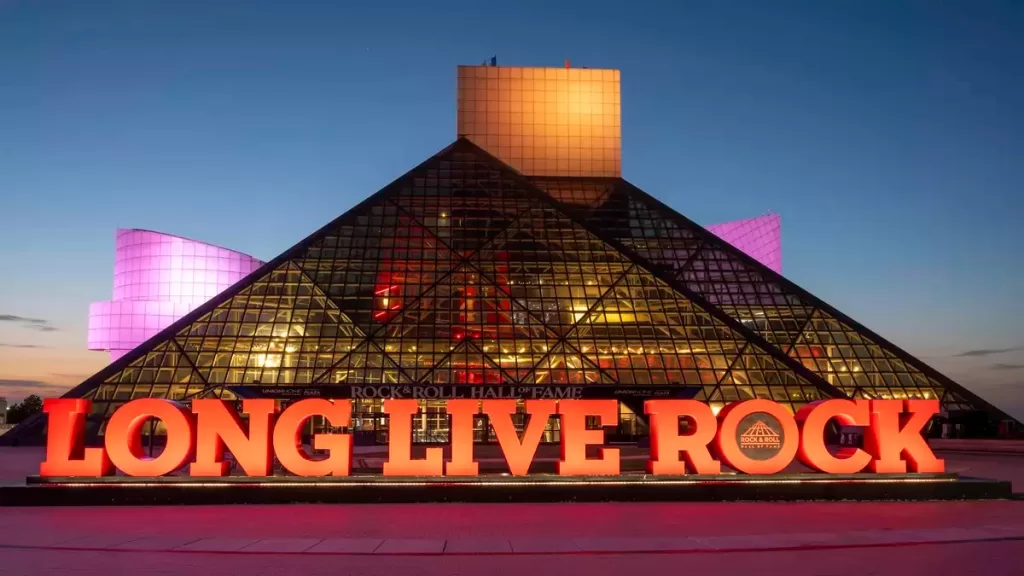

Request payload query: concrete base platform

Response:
[1,473,1011,505]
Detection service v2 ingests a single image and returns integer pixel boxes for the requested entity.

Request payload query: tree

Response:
[7,394,43,424]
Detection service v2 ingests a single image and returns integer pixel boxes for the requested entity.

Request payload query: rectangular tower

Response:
[457,65,621,177]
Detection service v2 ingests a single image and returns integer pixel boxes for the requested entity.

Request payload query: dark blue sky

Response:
[0,0,1021,414]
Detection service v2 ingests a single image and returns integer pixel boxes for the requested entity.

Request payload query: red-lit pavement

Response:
[2,447,1024,574]
[1,501,1024,575]
[4,501,1024,540]
[0,541,1020,576]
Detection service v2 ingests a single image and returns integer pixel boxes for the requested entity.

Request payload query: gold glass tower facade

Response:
[457,65,622,177]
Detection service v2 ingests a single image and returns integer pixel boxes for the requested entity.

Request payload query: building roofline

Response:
[115,228,263,261]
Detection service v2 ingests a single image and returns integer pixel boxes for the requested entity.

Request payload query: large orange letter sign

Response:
[714,399,799,474]
[864,399,944,473]
[557,400,620,476]
[105,399,194,476]
[795,399,871,474]
[382,399,443,476]
[191,399,276,477]
[272,399,353,477]
[40,399,112,477]
[645,399,720,475]
[483,399,554,476]
[444,400,479,476]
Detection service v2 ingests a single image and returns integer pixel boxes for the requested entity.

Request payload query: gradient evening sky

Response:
[1,1,1021,418]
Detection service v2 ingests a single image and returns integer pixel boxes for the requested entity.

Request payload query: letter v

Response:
[482,399,555,476]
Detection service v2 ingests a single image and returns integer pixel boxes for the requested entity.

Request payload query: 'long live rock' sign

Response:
[39,398,944,478]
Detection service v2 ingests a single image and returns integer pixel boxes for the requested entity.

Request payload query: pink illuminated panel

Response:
[88,301,197,361]
[706,213,782,274]
[111,229,261,302]
[88,229,264,361]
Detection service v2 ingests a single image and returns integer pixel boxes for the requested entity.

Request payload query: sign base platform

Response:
[2,473,1011,505]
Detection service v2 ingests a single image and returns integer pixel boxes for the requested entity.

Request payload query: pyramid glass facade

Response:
[4,64,1013,446]
[6,137,1003,447]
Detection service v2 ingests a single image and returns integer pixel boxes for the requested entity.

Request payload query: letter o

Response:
[714,399,798,475]
[104,399,195,477]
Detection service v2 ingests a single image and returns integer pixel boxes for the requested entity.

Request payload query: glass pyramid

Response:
[12,138,1011,443]
[537,175,1005,419]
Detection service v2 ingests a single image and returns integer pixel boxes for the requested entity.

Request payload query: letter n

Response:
[191,399,276,477]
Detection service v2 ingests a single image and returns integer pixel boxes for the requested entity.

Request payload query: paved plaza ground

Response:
[1,501,1023,575]
[1,540,1022,576]
[1,446,1022,574]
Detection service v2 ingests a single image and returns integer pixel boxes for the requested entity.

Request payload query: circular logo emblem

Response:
[735,412,785,461]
